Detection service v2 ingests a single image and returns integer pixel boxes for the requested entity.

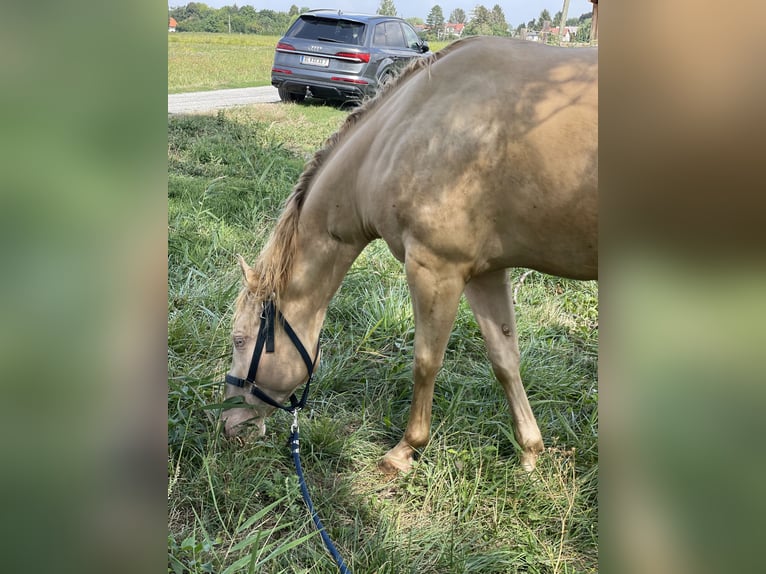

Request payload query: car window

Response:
[289,17,365,46]
[373,21,407,48]
[402,24,421,50]
[373,23,386,46]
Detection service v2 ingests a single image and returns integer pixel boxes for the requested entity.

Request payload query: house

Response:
[549,26,579,42]
[444,22,464,38]
[523,29,540,42]
[169,17,177,33]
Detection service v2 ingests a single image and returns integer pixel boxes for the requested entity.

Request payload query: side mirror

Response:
[419,41,430,53]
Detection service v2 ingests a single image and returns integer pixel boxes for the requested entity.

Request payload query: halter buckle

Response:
[291,408,301,433]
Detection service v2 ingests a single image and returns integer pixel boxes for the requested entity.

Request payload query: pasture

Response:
[168,100,598,572]
[168,33,282,93]
[168,33,451,93]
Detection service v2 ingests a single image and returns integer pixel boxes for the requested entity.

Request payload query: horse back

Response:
[334,38,598,280]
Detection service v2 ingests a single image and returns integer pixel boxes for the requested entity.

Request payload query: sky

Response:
[171,1,595,28]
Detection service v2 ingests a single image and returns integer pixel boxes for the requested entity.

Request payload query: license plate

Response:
[300,55,330,67]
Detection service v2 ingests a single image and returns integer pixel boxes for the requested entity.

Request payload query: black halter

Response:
[225,300,319,413]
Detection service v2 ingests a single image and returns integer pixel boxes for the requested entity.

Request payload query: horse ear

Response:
[237,255,258,291]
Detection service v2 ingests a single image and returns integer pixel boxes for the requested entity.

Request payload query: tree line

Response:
[415,4,593,42]
[168,2,593,42]
[168,3,307,35]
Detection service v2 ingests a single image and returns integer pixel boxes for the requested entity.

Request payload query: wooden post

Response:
[559,0,571,44]
[590,0,598,43]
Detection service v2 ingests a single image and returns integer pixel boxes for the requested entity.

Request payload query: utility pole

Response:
[228,14,232,34]
[559,0,571,44]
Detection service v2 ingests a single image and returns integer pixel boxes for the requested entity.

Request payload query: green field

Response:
[168,33,282,93]
[168,33,452,93]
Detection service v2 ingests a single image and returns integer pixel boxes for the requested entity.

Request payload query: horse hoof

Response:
[520,451,538,472]
[378,454,412,475]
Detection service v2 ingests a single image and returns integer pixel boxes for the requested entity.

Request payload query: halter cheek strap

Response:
[225,300,319,413]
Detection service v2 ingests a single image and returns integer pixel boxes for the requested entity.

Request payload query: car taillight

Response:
[335,52,371,63]
[276,42,295,51]
[272,68,292,75]
[331,77,369,85]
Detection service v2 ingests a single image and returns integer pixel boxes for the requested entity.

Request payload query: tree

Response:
[288,4,299,17]
[171,2,213,31]
[376,0,397,16]
[575,19,591,42]
[426,5,445,38]
[490,4,508,36]
[539,9,552,25]
[464,5,492,36]
[449,8,466,24]
[168,3,314,36]
[184,2,209,18]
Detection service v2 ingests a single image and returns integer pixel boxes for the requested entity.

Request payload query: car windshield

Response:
[289,16,366,46]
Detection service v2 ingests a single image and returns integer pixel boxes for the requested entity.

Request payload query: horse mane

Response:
[245,38,477,303]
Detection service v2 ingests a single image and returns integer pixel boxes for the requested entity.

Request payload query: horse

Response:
[222,36,597,474]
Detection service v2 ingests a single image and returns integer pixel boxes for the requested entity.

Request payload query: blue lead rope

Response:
[290,413,352,574]
[226,300,349,571]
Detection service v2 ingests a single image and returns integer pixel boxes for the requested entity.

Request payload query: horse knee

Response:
[413,351,442,381]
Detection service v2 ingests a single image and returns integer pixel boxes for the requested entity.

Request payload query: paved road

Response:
[168,86,280,114]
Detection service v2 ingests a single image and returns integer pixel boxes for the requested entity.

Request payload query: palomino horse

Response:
[222,36,597,474]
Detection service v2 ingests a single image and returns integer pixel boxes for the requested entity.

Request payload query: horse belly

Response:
[366,131,597,280]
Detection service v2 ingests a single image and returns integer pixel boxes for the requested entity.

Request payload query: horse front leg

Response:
[378,256,465,474]
[464,270,544,471]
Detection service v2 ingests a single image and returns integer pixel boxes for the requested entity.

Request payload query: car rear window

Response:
[289,16,366,46]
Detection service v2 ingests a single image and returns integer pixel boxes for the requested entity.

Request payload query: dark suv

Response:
[271,10,430,103]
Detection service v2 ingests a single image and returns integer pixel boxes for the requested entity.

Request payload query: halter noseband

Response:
[225,299,319,413]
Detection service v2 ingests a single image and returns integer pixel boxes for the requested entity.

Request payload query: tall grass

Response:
[168,33,282,93]
[168,33,453,94]
[168,105,598,573]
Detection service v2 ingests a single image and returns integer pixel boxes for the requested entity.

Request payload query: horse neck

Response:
[277,198,366,346]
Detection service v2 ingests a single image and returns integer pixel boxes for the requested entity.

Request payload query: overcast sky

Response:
[170,1,595,28]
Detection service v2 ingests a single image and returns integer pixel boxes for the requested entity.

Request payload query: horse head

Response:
[221,256,319,438]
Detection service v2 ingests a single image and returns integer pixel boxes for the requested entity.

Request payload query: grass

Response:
[168,103,598,572]
[168,33,453,94]
[168,33,283,93]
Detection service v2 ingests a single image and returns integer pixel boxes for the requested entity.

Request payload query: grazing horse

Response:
[222,36,597,474]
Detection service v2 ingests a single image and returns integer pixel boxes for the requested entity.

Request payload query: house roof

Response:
[169,17,177,27]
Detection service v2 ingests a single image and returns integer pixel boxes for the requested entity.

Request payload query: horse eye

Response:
[233,336,246,349]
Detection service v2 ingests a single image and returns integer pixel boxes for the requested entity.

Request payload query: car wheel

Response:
[278,86,305,103]
[378,71,394,91]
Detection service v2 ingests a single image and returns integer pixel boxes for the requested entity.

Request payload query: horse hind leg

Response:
[378,255,466,475]
[464,269,544,472]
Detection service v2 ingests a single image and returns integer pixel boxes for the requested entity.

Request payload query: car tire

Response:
[378,71,394,91]
[278,86,306,103]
